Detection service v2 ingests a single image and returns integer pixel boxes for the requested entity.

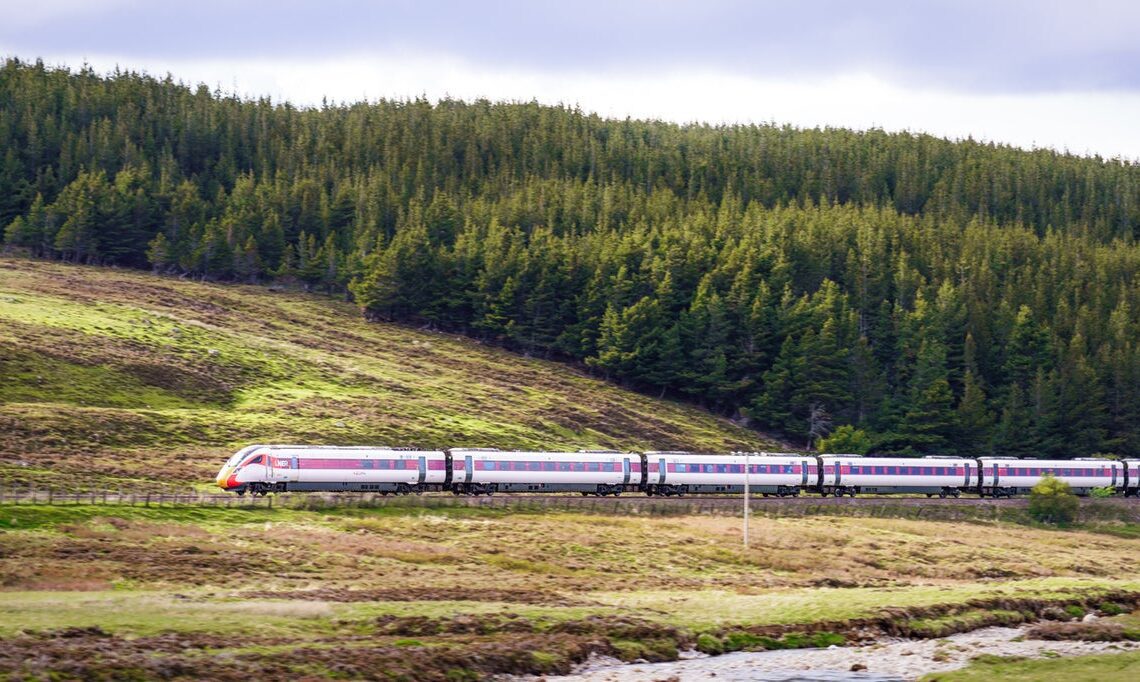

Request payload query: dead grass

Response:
[0,257,779,490]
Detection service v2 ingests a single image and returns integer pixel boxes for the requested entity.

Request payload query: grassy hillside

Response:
[0,257,778,490]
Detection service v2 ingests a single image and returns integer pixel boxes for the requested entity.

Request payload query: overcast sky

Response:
[3,0,1139,159]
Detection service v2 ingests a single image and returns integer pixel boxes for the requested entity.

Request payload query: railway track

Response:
[5,489,1135,509]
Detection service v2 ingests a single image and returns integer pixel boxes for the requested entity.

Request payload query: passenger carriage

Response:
[643,451,816,497]
[447,449,640,496]
[1126,460,1140,497]
[215,445,447,496]
[818,454,976,497]
[978,457,1123,497]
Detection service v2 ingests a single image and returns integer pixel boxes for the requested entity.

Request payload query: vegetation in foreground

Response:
[0,257,775,490]
[1,504,1139,679]
[920,651,1140,682]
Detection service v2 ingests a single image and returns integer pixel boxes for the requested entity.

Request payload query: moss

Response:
[695,632,724,655]
[722,630,763,651]
[1100,602,1126,616]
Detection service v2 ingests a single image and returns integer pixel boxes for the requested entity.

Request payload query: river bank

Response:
[541,624,1140,681]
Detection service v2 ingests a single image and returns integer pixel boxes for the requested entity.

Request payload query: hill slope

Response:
[0,258,778,490]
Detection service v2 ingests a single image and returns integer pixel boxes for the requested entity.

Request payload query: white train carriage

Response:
[1126,460,1140,497]
[216,445,447,496]
[818,454,976,497]
[448,449,639,496]
[644,451,816,497]
[978,457,1123,497]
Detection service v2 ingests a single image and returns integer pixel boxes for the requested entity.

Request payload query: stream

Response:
[542,624,1140,681]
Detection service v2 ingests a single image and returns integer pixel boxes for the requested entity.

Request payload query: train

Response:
[216,445,1140,499]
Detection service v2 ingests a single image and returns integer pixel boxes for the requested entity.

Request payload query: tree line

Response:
[4,57,1140,457]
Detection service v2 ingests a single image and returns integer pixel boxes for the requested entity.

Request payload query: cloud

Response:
[3,1,1140,94]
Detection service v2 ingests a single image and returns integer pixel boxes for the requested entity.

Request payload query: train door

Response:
[658,457,667,485]
[622,458,631,485]
[801,460,809,486]
[1111,465,1118,488]
[963,462,971,487]
[835,461,842,486]
[418,456,427,484]
[464,455,474,484]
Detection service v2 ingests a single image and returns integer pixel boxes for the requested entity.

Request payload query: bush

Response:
[1090,486,1116,498]
[1064,605,1086,619]
[1028,474,1079,525]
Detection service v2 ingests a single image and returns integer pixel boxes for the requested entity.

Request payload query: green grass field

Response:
[0,503,1137,678]
[0,257,778,491]
[3,259,1140,679]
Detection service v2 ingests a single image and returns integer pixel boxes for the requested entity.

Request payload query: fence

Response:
[1,486,1138,523]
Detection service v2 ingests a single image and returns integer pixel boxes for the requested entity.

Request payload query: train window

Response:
[676,464,687,473]
[362,460,373,469]
[544,462,556,471]
[574,463,585,472]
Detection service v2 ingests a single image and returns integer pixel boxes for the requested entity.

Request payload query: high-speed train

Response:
[216,446,1140,499]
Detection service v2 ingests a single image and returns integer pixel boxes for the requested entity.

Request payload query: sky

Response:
[2,0,1139,160]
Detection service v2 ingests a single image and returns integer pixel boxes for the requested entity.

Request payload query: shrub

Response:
[1090,486,1116,498]
[1028,474,1079,525]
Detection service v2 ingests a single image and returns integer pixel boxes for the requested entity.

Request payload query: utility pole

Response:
[743,450,750,549]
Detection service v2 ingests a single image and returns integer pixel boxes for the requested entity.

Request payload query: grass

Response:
[0,504,1137,678]
[0,257,778,490]
[920,651,1140,681]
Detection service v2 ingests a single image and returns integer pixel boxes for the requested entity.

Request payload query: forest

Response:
[4,57,1140,457]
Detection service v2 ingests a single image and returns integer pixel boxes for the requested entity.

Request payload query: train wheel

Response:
[848,489,857,497]
[926,493,934,498]
[939,491,948,499]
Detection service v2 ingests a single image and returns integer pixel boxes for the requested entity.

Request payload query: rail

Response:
[1,487,1137,522]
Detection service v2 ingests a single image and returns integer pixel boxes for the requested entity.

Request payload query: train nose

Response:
[216,466,234,489]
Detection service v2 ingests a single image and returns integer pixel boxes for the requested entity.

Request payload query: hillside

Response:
[0,257,777,491]
[4,59,1140,457]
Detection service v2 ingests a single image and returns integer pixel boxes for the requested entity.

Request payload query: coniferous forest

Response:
[5,58,1140,457]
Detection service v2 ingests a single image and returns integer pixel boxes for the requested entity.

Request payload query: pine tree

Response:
[955,370,994,455]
